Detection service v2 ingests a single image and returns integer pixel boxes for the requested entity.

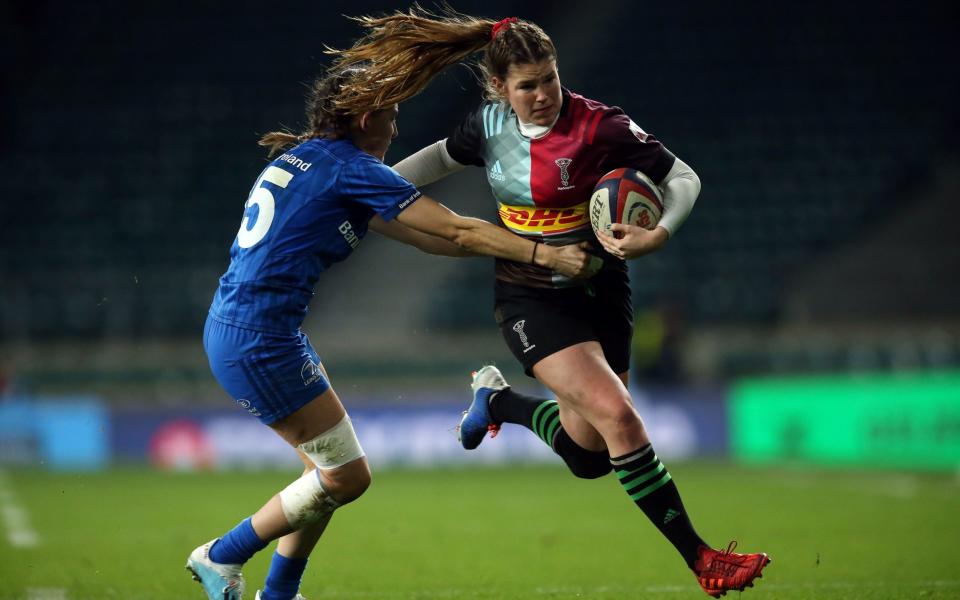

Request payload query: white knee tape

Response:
[279,470,341,528]
[298,415,366,469]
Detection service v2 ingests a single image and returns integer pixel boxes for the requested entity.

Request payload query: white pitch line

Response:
[0,469,39,548]
[26,588,67,600]
[872,476,919,499]
[776,473,921,500]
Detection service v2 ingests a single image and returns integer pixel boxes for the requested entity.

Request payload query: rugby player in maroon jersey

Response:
[333,7,771,597]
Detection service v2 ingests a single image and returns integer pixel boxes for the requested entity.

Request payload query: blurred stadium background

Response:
[1,1,958,598]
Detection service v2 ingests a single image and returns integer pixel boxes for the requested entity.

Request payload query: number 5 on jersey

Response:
[237,166,294,248]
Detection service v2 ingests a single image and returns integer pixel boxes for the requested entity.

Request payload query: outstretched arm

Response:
[369,215,477,257]
[395,195,600,279]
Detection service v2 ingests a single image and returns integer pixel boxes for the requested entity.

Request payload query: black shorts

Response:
[493,267,633,377]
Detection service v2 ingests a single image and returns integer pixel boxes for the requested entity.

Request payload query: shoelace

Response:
[702,541,741,575]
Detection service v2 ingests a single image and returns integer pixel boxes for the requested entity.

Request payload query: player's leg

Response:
[257,381,370,600]
[533,343,709,564]
[191,387,369,600]
[191,322,369,599]
[595,271,771,595]
[535,344,769,596]
[209,385,370,553]
[485,370,631,475]
[461,364,613,479]
[458,282,613,478]
[257,450,334,600]
[498,369,633,471]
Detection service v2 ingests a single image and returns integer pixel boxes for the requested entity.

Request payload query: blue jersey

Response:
[209,138,421,334]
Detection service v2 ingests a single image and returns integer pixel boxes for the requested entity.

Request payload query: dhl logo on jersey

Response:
[498,202,589,235]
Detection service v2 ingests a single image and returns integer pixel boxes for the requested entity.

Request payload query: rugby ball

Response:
[589,168,663,237]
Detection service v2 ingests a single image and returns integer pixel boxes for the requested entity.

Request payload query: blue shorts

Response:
[203,315,330,425]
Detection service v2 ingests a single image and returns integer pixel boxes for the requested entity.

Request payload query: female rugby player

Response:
[334,8,771,598]
[185,61,597,600]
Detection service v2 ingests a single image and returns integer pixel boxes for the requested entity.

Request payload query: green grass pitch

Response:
[1,462,957,599]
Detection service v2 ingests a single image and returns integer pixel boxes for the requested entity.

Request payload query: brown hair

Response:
[258,65,368,157]
[478,19,557,100]
[325,6,492,113]
[258,6,557,155]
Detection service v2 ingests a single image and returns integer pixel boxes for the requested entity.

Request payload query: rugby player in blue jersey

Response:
[334,7,771,599]
[185,62,598,600]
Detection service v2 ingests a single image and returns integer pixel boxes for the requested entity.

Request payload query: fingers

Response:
[570,255,602,279]
[550,244,602,279]
[603,245,625,260]
[596,232,625,259]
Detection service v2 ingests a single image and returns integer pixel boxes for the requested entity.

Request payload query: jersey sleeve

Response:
[597,110,676,184]
[444,102,488,167]
[339,157,423,222]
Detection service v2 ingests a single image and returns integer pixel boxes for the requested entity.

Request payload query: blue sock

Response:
[209,517,267,565]
[260,551,309,600]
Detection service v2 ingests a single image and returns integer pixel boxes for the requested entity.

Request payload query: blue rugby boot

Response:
[186,539,245,600]
[458,365,508,450]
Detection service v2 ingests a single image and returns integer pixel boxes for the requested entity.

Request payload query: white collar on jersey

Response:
[517,113,560,139]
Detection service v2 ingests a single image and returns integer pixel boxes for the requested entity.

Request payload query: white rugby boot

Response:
[186,538,245,600]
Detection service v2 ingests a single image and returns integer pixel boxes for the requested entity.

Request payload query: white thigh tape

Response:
[279,470,340,528]
[298,414,366,469]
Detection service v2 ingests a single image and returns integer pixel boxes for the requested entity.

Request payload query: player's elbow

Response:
[670,158,702,198]
[679,166,701,198]
[668,169,701,205]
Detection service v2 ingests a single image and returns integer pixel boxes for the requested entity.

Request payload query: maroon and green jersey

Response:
[446,88,675,288]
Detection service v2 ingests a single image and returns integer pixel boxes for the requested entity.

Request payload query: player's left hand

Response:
[596,224,669,260]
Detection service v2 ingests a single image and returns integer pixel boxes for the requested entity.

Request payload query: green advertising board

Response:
[730,371,960,470]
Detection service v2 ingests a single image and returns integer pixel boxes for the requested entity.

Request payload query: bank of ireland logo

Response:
[555,158,575,191]
[512,319,537,354]
[301,359,323,386]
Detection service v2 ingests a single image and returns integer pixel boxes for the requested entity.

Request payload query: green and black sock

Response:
[489,388,546,431]
[611,444,706,568]
[490,389,611,478]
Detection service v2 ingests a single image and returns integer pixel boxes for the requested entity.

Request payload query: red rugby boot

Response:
[694,541,770,597]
